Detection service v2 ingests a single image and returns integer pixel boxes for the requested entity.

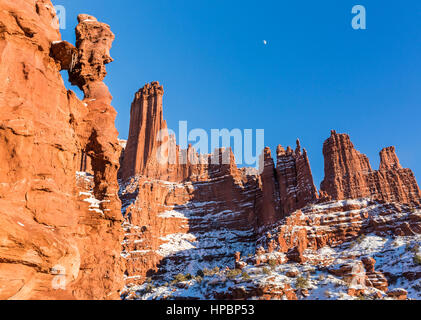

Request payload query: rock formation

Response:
[0,1,123,300]
[1,0,420,301]
[258,148,281,225]
[118,83,321,286]
[321,130,421,206]
[276,140,319,216]
[121,82,167,180]
[119,84,421,299]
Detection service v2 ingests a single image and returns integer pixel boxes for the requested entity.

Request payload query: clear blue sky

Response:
[57,0,421,187]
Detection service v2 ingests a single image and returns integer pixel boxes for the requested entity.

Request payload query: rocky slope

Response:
[119,83,421,300]
[124,199,421,300]
[0,1,123,299]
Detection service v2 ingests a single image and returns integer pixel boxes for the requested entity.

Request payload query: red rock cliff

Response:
[121,82,168,180]
[276,140,319,216]
[118,83,323,284]
[321,130,421,205]
[0,1,123,300]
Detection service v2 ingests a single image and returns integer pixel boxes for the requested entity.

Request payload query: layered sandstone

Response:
[120,148,260,284]
[257,148,281,225]
[276,140,319,216]
[121,82,167,180]
[0,1,122,300]
[119,83,321,285]
[321,131,421,205]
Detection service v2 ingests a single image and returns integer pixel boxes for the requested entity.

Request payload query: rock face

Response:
[68,14,122,221]
[0,1,123,300]
[276,141,319,217]
[321,131,421,206]
[121,82,167,180]
[119,85,421,299]
[2,1,420,301]
[119,83,319,286]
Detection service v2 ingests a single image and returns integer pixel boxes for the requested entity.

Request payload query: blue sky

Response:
[57,0,421,186]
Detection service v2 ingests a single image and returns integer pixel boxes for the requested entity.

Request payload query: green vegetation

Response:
[242,271,251,281]
[202,266,220,277]
[268,259,277,269]
[227,269,242,280]
[295,276,310,289]
[262,267,271,275]
[356,235,366,244]
[145,283,155,293]
[172,273,189,284]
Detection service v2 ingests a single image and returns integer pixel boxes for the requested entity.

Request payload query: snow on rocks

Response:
[122,198,421,300]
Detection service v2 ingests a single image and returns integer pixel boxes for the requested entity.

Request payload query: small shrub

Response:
[196,269,205,277]
[144,277,153,284]
[242,272,251,281]
[227,269,242,280]
[173,273,188,283]
[356,235,365,244]
[138,283,155,295]
[203,267,219,276]
[145,283,154,293]
[262,267,271,275]
[203,268,212,276]
[268,259,277,269]
[295,276,310,289]
[414,254,421,266]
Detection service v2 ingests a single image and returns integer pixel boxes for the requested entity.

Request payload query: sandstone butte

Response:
[1,0,421,301]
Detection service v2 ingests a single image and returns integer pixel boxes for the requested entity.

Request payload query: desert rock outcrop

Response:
[0,1,123,300]
[321,131,421,205]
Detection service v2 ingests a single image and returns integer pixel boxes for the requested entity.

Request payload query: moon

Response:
[263,40,268,45]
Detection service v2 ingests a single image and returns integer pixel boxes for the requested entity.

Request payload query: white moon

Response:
[263,40,267,45]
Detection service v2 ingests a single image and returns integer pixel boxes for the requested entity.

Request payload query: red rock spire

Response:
[320,130,372,200]
[321,131,421,205]
[379,147,402,171]
[276,140,319,216]
[258,147,282,224]
[121,81,168,180]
